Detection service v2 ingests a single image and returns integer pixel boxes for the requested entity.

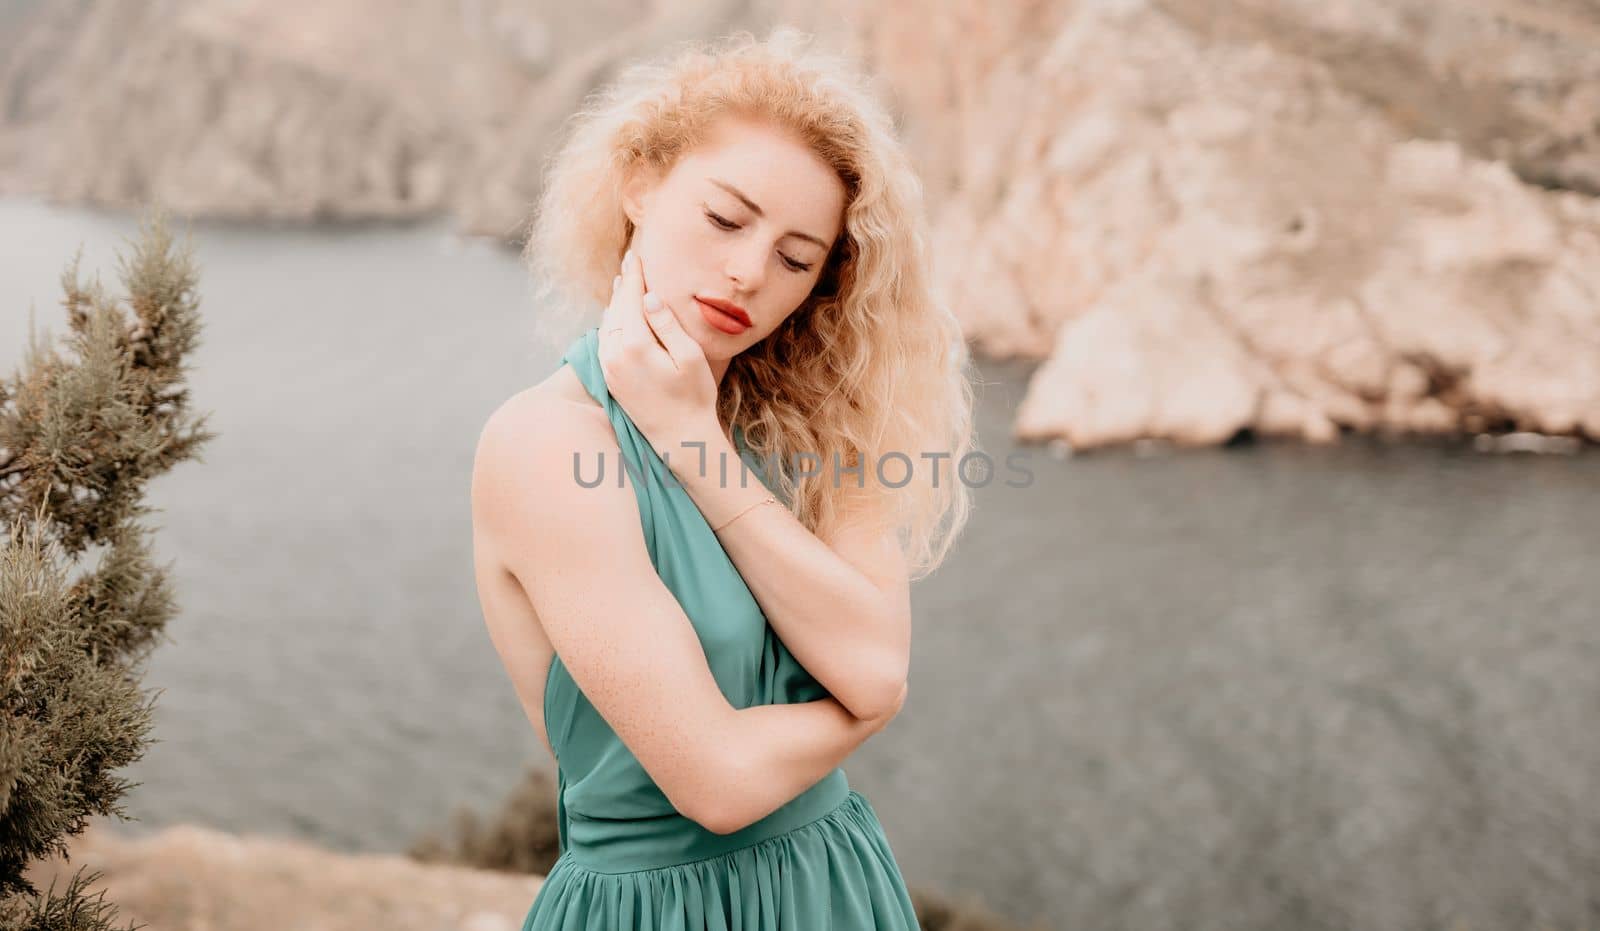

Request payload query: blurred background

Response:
[3,1,1599,930]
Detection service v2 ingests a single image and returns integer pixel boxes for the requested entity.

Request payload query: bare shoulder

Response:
[477,367,607,462]
[529,362,604,412]
[473,371,621,546]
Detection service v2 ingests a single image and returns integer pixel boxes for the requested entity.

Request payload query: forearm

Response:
[705,695,887,834]
[673,433,905,719]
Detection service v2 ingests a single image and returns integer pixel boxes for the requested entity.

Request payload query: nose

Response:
[724,238,768,297]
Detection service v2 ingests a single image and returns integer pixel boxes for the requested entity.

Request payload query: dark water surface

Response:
[4,199,1596,930]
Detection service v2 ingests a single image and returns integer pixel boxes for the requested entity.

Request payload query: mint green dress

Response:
[521,326,921,930]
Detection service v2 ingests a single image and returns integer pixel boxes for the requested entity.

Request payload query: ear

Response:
[621,165,654,225]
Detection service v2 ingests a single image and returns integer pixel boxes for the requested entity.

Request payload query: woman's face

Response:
[621,115,847,377]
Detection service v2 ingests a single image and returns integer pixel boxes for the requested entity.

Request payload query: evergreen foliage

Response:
[0,212,214,931]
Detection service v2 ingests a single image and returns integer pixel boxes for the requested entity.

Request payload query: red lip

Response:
[695,296,751,327]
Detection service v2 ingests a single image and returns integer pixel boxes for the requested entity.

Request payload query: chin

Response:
[678,306,732,343]
[692,326,745,363]
[694,329,738,358]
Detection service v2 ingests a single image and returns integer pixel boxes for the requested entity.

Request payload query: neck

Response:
[707,355,735,447]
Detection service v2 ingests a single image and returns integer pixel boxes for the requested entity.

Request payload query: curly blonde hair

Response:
[521,27,975,581]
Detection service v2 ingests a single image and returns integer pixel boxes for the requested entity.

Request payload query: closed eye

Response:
[704,210,814,273]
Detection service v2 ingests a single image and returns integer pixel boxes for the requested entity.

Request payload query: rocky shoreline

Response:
[27,819,1034,931]
[2,0,1596,451]
[26,822,542,931]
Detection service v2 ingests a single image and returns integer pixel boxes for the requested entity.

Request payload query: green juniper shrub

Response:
[0,212,213,931]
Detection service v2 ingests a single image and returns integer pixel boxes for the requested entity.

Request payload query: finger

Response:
[641,291,703,372]
[619,248,664,354]
[597,263,627,359]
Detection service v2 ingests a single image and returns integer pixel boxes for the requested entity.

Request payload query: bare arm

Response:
[471,394,902,834]
[719,680,906,833]
[672,433,912,722]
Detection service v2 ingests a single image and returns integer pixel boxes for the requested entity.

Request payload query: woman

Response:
[472,27,975,930]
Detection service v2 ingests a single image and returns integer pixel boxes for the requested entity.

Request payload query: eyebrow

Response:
[708,178,832,250]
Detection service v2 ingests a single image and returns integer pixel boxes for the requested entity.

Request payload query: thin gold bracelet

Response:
[711,495,782,533]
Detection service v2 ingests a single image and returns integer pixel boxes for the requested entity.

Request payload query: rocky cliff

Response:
[838,0,1600,448]
[2,0,1597,450]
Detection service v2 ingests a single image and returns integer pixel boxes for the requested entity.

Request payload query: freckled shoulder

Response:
[527,361,604,412]
[479,364,613,475]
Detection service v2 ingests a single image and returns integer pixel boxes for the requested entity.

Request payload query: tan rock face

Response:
[26,822,541,931]
[826,0,1600,449]
[0,0,748,233]
[3,0,1598,448]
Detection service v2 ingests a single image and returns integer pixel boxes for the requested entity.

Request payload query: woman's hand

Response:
[597,249,721,463]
